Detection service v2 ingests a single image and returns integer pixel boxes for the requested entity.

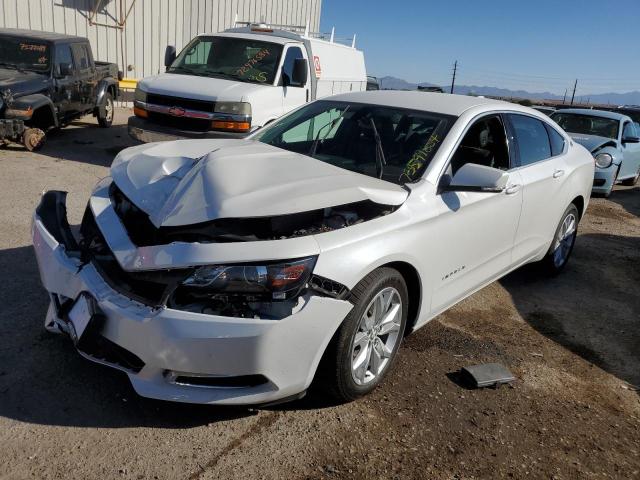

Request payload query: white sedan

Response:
[32,91,594,405]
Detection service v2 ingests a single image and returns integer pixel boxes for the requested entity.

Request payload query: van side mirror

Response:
[443,163,509,193]
[289,58,308,87]
[57,63,72,78]
[622,135,640,144]
[164,45,176,69]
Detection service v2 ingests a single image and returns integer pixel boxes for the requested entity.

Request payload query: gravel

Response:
[1,110,638,479]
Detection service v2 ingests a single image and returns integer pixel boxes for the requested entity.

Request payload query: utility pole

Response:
[562,89,567,104]
[570,79,578,105]
[450,60,458,94]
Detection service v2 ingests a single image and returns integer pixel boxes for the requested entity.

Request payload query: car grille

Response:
[80,206,191,307]
[146,93,215,112]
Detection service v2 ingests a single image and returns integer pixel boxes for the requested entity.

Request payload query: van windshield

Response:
[254,101,455,185]
[168,36,282,84]
[0,36,50,73]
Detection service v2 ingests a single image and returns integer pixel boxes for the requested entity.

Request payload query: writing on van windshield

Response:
[235,48,271,80]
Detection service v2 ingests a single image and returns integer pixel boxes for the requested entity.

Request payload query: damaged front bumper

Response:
[31,190,353,405]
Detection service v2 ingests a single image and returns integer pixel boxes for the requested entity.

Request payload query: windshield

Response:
[0,36,50,73]
[551,113,619,140]
[168,36,283,84]
[254,101,455,185]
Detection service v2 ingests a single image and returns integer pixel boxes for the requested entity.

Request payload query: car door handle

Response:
[505,184,521,195]
[553,169,565,178]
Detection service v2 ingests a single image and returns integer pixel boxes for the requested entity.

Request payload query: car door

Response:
[507,113,568,264]
[619,121,640,179]
[71,43,97,113]
[279,45,309,115]
[430,113,524,313]
[52,42,79,118]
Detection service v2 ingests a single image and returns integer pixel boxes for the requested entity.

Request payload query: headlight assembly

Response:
[134,86,147,103]
[181,257,316,300]
[214,101,251,115]
[594,153,613,169]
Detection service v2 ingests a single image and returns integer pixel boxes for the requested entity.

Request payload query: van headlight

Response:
[214,101,251,115]
[134,86,147,103]
[594,153,613,169]
[181,257,316,300]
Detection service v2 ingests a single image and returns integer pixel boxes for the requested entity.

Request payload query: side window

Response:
[71,44,91,71]
[449,114,510,176]
[545,123,566,156]
[510,114,552,166]
[184,41,211,65]
[55,44,74,72]
[281,47,304,86]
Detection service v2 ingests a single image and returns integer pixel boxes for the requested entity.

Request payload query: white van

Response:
[128,22,367,142]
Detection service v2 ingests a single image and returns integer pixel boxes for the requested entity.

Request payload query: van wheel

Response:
[98,92,114,128]
[23,128,46,151]
[319,268,408,402]
[539,204,579,275]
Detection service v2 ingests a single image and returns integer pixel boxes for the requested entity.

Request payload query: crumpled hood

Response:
[138,73,268,102]
[111,139,408,227]
[568,133,618,153]
[0,68,48,98]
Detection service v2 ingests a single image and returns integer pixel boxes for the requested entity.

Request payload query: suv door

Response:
[71,43,97,113]
[279,45,309,115]
[620,121,640,180]
[507,113,568,263]
[430,113,523,313]
[53,42,79,118]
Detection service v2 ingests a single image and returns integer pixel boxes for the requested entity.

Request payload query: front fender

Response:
[6,93,58,127]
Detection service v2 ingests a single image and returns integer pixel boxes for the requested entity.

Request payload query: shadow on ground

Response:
[609,185,640,217]
[501,232,640,389]
[0,246,252,428]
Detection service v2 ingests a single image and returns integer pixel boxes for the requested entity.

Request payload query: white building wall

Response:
[0,0,322,79]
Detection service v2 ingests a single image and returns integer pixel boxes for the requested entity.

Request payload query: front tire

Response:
[320,268,408,402]
[539,204,579,275]
[97,92,114,128]
[23,128,46,151]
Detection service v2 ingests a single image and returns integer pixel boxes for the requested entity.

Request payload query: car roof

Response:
[554,108,630,122]
[325,90,529,117]
[0,28,86,43]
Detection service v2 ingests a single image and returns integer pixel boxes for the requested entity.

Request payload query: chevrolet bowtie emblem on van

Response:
[168,106,186,117]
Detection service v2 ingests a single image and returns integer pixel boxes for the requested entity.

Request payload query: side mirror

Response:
[443,163,509,193]
[164,45,176,69]
[622,136,640,144]
[288,58,308,87]
[57,63,72,78]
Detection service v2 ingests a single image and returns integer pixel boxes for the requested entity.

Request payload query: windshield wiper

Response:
[0,61,21,71]
[167,66,207,76]
[369,117,387,179]
[308,106,350,157]
[202,69,254,83]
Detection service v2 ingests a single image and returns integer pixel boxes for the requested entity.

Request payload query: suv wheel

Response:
[319,267,408,402]
[98,92,114,128]
[23,128,46,151]
[620,166,640,186]
[539,204,579,275]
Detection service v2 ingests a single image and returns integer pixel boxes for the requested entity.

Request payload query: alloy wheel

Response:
[350,287,402,385]
[553,212,576,268]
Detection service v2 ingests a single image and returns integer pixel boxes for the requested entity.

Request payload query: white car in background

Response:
[32,91,593,405]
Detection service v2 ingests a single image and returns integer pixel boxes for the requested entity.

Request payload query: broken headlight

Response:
[181,257,317,300]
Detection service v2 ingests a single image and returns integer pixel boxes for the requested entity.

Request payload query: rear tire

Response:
[98,92,114,128]
[538,204,579,275]
[319,267,408,403]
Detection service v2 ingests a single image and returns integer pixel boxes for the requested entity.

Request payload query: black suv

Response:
[0,29,121,150]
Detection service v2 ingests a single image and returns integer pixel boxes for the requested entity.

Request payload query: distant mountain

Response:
[378,76,640,106]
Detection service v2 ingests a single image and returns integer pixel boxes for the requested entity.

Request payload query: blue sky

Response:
[319,0,640,95]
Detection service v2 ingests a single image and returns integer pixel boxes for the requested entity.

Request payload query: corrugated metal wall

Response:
[0,0,322,79]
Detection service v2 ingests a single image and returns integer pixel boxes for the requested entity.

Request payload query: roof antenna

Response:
[351,33,356,48]
[233,12,238,27]
[330,27,335,43]
[304,21,309,37]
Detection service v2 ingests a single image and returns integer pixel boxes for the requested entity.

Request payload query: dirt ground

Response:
[0,110,638,480]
